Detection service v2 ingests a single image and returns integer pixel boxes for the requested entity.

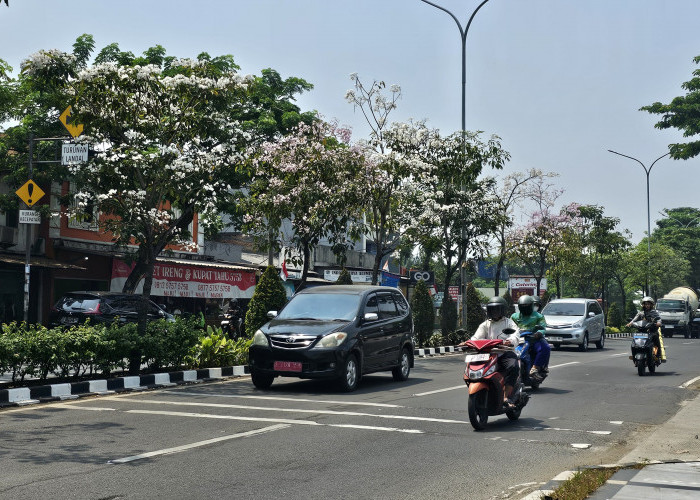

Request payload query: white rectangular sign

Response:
[19,210,41,224]
[61,143,89,165]
[324,269,373,283]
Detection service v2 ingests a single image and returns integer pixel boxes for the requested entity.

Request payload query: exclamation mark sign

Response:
[27,183,33,205]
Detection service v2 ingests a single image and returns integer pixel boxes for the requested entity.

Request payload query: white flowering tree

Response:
[240,120,366,290]
[386,122,510,298]
[345,75,412,284]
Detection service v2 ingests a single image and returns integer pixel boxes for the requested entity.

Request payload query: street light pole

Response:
[421,0,491,326]
[608,149,670,295]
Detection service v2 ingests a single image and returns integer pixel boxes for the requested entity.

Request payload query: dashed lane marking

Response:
[160,391,404,408]
[124,409,424,434]
[99,397,470,424]
[109,424,289,464]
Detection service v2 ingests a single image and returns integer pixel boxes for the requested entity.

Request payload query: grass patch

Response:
[544,464,647,500]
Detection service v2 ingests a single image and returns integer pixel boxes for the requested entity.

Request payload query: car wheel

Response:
[338,353,360,392]
[578,333,589,352]
[251,370,274,390]
[595,332,605,349]
[392,347,411,381]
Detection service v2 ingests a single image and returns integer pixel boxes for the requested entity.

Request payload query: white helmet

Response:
[641,296,654,307]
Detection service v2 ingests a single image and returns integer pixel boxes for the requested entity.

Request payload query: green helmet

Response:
[486,296,507,320]
[517,295,535,316]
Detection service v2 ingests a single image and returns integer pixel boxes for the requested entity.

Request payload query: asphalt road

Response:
[1,336,699,500]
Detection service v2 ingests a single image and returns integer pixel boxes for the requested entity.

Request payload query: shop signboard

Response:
[110,259,256,299]
[324,269,373,283]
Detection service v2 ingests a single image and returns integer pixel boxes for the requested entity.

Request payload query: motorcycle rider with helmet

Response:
[626,296,666,362]
[459,296,520,408]
[511,295,550,383]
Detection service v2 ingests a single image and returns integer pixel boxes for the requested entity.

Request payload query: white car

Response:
[541,298,606,352]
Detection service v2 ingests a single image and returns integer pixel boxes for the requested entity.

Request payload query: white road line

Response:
[103,398,470,425]
[610,421,623,425]
[528,426,611,435]
[109,424,289,464]
[412,361,581,397]
[679,375,700,388]
[160,391,403,408]
[124,409,424,434]
[412,385,464,397]
[610,353,627,357]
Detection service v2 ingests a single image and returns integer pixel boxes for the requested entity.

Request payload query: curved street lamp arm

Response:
[648,152,671,175]
[607,149,649,174]
[420,0,465,37]
[465,0,492,43]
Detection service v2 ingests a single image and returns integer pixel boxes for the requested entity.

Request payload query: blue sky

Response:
[2,0,699,243]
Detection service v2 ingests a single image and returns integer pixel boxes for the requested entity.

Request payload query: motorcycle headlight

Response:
[484,364,497,377]
[312,332,348,349]
[469,368,484,380]
[252,330,268,346]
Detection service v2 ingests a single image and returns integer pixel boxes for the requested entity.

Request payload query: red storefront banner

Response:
[110,259,256,299]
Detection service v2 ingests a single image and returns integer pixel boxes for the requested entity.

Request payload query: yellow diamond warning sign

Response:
[59,106,84,138]
[16,179,45,207]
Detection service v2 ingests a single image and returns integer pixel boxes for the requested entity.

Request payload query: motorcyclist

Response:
[511,295,550,382]
[460,296,520,408]
[626,296,666,362]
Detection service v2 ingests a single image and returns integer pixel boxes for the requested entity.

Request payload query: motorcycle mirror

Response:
[502,328,515,335]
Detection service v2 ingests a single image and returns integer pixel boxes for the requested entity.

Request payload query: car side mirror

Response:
[267,311,278,319]
[588,312,596,317]
[364,312,379,322]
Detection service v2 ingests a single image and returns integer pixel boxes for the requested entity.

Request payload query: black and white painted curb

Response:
[0,365,249,407]
[519,459,697,500]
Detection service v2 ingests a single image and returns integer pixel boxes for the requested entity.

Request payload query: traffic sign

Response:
[61,143,89,165]
[59,106,84,138]
[19,210,41,224]
[15,179,45,207]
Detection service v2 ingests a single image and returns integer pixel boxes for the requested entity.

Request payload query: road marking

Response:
[680,375,700,388]
[160,391,403,408]
[528,426,611,435]
[104,398,470,425]
[412,361,581,397]
[109,424,289,464]
[610,421,623,425]
[571,443,592,449]
[124,409,424,434]
[610,353,627,357]
[412,385,463,397]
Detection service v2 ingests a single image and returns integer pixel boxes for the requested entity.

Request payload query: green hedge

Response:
[0,318,249,383]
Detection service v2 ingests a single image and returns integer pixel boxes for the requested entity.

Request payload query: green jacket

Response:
[510,311,546,331]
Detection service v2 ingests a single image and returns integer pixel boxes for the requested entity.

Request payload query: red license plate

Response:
[273,361,302,372]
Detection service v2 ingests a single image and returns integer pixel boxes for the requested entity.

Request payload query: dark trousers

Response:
[498,351,519,387]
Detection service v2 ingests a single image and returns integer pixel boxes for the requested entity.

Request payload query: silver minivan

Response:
[541,298,606,352]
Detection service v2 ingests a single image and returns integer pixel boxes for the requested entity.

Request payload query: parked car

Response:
[541,298,605,351]
[49,291,174,328]
[248,285,415,392]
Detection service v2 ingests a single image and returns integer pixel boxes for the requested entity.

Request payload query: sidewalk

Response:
[522,384,700,499]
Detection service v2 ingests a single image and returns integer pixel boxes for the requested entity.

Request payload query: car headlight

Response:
[252,330,268,346]
[572,320,583,328]
[678,319,687,326]
[313,332,348,349]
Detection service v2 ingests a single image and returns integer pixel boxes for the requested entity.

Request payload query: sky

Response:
[1,0,699,244]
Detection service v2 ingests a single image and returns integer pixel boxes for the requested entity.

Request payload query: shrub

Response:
[606,302,623,328]
[440,294,457,338]
[411,279,435,347]
[185,326,252,368]
[245,265,288,338]
[425,332,444,348]
[466,283,485,336]
[335,268,353,285]
[141,317,200,370]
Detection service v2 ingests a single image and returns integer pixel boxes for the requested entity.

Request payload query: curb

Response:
[0,365,250,407]
[520,459,699,500]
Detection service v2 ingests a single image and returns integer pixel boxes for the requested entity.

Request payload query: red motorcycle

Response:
[462,334,529,431]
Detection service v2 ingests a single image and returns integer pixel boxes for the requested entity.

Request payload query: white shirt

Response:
[472,317,520,347]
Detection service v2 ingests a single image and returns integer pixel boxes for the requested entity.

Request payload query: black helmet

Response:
[532,295,541,311]
[517,295,535,316]
[486,296,507,320]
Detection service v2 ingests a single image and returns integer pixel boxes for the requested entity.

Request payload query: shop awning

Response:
[0,253,87,270]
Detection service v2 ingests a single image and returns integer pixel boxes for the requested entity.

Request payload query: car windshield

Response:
[657,300,684,312]
[542,302,585,316]
[277,293,361,321]
[55,297,100,312]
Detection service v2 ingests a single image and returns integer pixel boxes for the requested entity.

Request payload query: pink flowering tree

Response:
[239,120,366,290]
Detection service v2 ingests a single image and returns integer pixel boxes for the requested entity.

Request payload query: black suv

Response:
[49,291,174,328]
[249,285,414,392]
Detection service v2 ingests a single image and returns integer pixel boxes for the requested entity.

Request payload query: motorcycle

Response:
[462,329,529,431]
[515,325,548,389]
[629,320,662,376]
[220,306,244,339]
